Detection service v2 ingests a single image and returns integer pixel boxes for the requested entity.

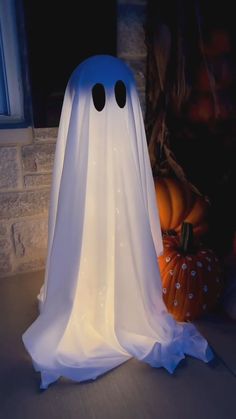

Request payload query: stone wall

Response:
[0,129,57,277]
[117,0,147,115]
[0,0,148,277]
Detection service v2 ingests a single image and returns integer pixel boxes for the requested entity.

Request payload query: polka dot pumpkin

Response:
[158,223,224,322]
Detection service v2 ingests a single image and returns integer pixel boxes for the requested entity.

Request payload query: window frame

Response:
[0,0,32,129]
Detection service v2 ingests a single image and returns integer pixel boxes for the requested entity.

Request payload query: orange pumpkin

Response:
[158,223,223,322]
[196,60,233,92]
[187,93,233,123]
[187,94,214,123]
[202,29,231,58]
[155,177,208,237]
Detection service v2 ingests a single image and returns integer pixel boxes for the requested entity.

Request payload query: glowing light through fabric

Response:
[22,55,213,389]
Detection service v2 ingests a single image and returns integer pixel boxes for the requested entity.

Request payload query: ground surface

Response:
[0,271,235,419]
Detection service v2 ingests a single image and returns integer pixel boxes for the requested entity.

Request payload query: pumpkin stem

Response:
[180,222,195,254]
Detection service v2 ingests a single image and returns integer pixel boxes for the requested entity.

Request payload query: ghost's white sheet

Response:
[22,55,213,389]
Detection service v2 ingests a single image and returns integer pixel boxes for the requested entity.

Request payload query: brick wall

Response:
[0,0,148,277]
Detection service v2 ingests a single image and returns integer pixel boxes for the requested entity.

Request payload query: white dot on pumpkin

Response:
[166,256,171,263]
[175,282,181,289]
[203,285,208,292]
[196,261,203,267]
[165,244,170,248]
[191,270,196,277]
[186,312,190,317]
[182,263,187,270]
[201,251,207,254]
[187,256,192,261]
[163,288,167,294]
[173,300,178,306]
[188,293,194,299]
[177,254,181,257]
[169,270,174,276]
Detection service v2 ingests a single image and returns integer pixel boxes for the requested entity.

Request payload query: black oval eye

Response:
[92,83,105,111]
[115,80,126,108]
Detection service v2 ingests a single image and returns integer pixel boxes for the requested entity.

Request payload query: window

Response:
[0,0,31,128]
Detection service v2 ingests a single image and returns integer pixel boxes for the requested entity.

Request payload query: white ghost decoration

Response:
[22,55,213,389]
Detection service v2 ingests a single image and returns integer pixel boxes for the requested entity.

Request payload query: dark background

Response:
[23,0,117,127]
[146,0,236,257]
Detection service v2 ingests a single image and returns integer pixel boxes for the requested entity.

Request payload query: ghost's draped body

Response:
[22,55,213,389]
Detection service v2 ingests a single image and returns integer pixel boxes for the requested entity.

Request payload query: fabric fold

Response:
[22,55,214,389]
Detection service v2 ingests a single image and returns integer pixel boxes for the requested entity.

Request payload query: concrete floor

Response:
[0,270,235,419]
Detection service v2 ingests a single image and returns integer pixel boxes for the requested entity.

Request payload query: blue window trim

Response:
[0,0,32,129]
[0,25,10,115]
